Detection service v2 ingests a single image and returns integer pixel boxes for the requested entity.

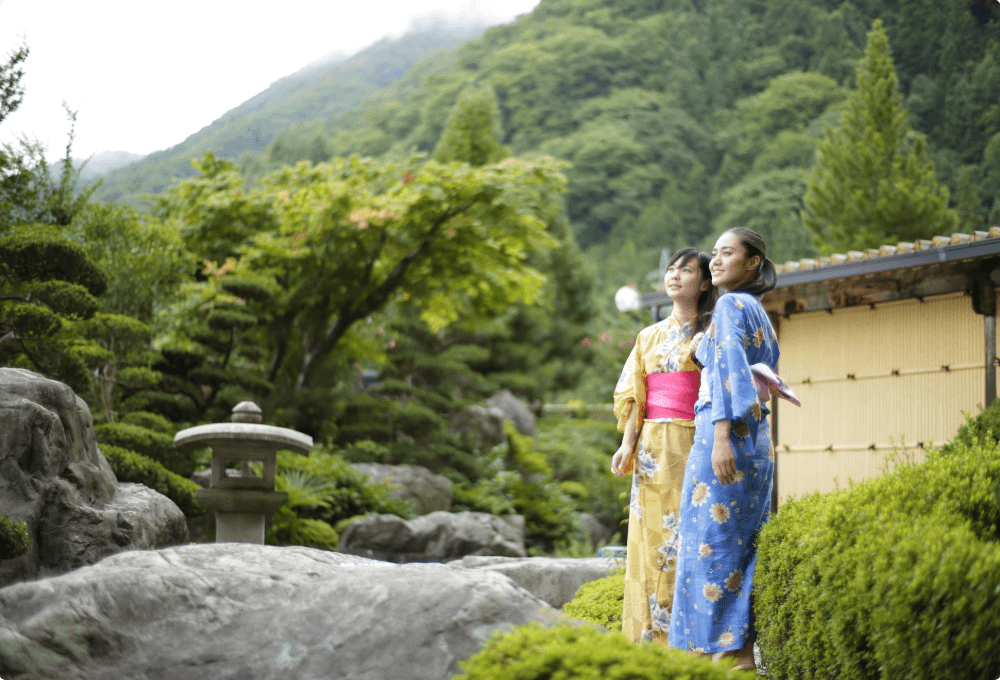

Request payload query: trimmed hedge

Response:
[562,571,624,631]
[100,444,204,518]
[0,514,32,560]
[755,437,1000,679]
[95,422,195,477]
[455,623,741,679]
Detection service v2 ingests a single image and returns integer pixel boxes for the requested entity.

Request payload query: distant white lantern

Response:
[615,285,641,312]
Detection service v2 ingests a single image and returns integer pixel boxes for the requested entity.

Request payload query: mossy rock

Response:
[0,514,32,560]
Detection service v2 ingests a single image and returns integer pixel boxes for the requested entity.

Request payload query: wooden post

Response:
[986,314,996,408]
[972,269,997,409]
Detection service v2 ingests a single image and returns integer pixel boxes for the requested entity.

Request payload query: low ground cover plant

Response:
[454,622,741,680]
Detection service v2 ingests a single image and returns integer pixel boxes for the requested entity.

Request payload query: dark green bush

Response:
[0,514,32,559]
[100,444,204,518]
[755,437,1000,680]
[562,571,624,631]
[95,422,195,477]
[455,623,740,679]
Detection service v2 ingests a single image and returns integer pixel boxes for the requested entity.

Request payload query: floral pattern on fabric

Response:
[669,292,779,655]
[613,314,703,648]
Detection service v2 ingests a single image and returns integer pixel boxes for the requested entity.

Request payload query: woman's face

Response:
[664,256,710,305]
[710,232,760,290]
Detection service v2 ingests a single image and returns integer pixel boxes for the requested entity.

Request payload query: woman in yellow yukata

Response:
[611,246,715,647]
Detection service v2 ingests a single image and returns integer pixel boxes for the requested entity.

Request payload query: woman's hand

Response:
[690,332,705,356]
[712,419,736,486]
[610,443,632,477]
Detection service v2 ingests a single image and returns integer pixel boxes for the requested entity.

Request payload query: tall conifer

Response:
[433,84,509,167]
[803,19,957,253]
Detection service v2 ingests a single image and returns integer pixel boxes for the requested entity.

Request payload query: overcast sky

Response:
[0,0,540,159]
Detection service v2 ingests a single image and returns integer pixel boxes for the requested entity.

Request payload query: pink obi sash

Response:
[646,371,700,420]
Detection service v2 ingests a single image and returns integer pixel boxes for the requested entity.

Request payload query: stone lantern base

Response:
[195,489,289,544]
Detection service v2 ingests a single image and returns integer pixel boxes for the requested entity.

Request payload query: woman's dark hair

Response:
[724,226,777,297]
[667,247,715,334]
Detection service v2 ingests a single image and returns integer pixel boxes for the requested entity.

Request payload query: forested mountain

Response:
[253,0,998,278]
[90,20,493,208]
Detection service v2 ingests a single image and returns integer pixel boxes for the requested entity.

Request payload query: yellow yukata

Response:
[613,314,700,646]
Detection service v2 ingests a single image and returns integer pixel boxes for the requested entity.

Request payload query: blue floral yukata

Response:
[668,291,778,654]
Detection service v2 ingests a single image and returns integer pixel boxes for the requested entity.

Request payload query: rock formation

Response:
[449,555,617,608]
[352,463,453,515]
[338,510,526,563]
[0,368,188,586]
[0,543,563,679]
[448,404,506,453]
[485,389,536,437]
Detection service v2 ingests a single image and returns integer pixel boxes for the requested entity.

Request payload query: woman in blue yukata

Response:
[668,227,779,673]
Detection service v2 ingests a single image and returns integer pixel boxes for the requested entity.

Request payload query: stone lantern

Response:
[174,402,313,544]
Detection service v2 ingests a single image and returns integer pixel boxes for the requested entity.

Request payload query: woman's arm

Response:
[611,406,638,477]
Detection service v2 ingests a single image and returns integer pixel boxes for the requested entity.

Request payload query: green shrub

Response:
[452,425,579,553]
[120,410,176,435]
[534,418,628,543]
[268,445,413,531]
[755,437,1000,680]
[266,506,340,551]
[0,514,32,560]
[455,623,741,679]
[562,571,624,631]
[95,422,195,477]
[100,444,204,518]
[941,398,1000,454]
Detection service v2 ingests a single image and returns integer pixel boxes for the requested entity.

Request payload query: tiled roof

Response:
[775,227,1000,273]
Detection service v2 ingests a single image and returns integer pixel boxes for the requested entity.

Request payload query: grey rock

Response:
[485,389,535,437]
[449,555,617,608]
[353,463,453,514]
[339,510,526,563]
[449,404,506,453]
[0,368,188,586]
[573,511,614,549]
[0,543,562,680]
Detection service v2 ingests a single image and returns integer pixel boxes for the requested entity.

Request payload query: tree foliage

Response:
[803,19,957,253]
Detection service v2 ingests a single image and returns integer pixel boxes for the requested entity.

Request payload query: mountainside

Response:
[91,20,492,208]
[254,0,999,276]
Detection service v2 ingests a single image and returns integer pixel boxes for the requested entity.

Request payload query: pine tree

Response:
[803,19,957,253]
[433,84,509,167]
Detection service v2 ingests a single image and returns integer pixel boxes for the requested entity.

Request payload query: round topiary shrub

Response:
[455,623,741,679]
[563,571,624,631]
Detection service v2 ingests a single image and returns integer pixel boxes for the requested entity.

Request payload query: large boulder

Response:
[0,368,188,586]
[0,543,562,680]
[448,405,506,453]
[485,389,535,437]
[338,511,526,563]
[573,511,614,550]
[449,555,617,608]
[352,463,453,515]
